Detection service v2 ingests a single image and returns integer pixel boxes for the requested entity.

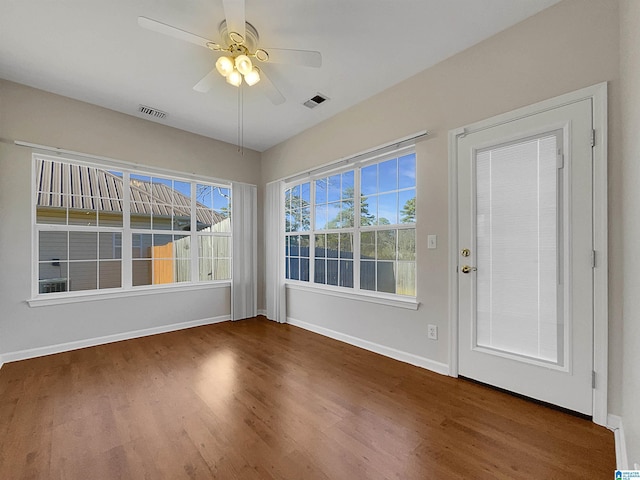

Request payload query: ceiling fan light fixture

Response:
[229,31,245,45]
[226,69,243,87]
[215,56,234,77]
[254,49,269,62]
[235,54,253,75]
[244,67,260,86]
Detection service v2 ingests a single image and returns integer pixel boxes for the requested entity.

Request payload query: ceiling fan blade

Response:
[262,48,322,68]
[222,0,245,40]
[138,16,214,49]
[193,68,220,93]
[258,68,285,105]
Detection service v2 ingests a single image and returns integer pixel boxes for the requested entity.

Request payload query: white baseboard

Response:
[257,309,267,316]
[1,315,230,365]
[287,317,449,376]
[607,414,629,470]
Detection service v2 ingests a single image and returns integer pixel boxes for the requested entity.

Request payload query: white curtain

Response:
[265,181,286,323]
[231,182,257,320]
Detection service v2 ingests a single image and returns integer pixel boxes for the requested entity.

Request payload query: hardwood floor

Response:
[0,317,615,479]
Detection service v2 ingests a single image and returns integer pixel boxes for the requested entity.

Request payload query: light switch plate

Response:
[427,234,437,249]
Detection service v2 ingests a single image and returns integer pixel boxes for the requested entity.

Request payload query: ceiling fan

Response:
[138,0,322,105]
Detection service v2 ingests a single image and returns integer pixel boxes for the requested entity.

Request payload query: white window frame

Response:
[283,146,418,308]
[29,153,233,306]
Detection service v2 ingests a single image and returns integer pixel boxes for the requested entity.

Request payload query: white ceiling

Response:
[0,0,561,152]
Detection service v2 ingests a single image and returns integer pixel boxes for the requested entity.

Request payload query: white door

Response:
[456,99,594,415]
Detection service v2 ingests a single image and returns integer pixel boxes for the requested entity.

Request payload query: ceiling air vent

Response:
[138,105,167,119]
[303,93,329,109]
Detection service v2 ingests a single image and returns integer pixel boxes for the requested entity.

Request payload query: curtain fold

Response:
[231,182,257,320]
[265,181,286,323]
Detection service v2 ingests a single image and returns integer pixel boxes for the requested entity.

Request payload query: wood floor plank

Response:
[0,317,615,479]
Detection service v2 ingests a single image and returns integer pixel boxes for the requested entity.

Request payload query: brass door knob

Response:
[461,265,477,274]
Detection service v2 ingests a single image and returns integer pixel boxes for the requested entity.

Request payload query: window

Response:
[284,150,416,297]
[34,155,231,297]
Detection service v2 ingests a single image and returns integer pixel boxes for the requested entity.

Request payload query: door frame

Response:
[447,82,608,426]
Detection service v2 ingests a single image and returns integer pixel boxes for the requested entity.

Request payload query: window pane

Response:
[212,259,230,280]
[133,234,152,258]
[399,190,416,224]
[326,234,339,258]
[315,179,326,205]
[37,206,67,224]
[339,233,353,259]
[291,185,301,209]
[377,192,398,225]
[153,234,173,257]
[301,182,311,205]
[69,261,98,291]
[300,235,310,258]
[198,236,212,257]
[315,234,326,258]
[212,236,230,258]
[153,258,174,284]
[397,262,416,296]
[133,260,152,286]
[199,258,213,281]
[339,260,353,288]
[314,205,327,230]
[398,229,416,261]
[377,261,396,294]
[377,230,397,260]
[314,259,326,284]
[361,164,377,196]
[361,195,377,226]
[290,258,300,280]
[196,184,213,208]
[39,231,68,261]
[326,259,339,286]
[327,202,341,229]
[360,231,375,260]
[340,200,354,227]
[328,175,341,202]
[379,158,398,193]
[300,259,310,282]
[98,208,123,227]
[342,171,354,198]
[68,206,97,226]
[398,154,416,189]
[39,261,68,293]
[301,207,311,231]
[175,259,191,282]
[69,232,97,260]
[214,188,230,212]
[99,261,121,289]
[360,261,375,291]
[130,201,151,229]
[290,235,299,257]
[174,235,190,263]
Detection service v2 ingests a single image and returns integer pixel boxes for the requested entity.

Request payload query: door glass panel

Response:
[475,132,562,364]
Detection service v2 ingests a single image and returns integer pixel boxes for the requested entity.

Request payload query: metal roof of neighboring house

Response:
[35,158,227,228]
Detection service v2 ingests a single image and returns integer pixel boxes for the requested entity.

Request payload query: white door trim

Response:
[447,82,608,426]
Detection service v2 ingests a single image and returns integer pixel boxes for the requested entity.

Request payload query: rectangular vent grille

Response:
[138,105,167,119]
[303,93,329,109]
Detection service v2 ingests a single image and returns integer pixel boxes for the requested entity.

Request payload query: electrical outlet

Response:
[427,324,438,340]
[634,462,640,471]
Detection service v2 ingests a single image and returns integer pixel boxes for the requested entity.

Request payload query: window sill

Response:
[27,281,231,307]
[285,282,420,310]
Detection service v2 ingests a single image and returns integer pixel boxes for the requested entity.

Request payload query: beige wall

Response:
[620,0,640,467]
[261,0,623,413]
[0,79,262,354]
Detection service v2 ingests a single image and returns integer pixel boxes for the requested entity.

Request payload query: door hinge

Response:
[557,149,564,169]
[591,129,596,147]
[592,370,596,389]
[591,250,597,268]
